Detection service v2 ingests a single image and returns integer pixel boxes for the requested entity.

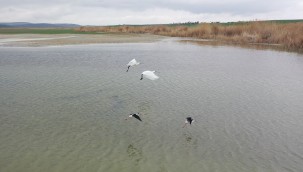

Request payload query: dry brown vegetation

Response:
[76,22,303,52]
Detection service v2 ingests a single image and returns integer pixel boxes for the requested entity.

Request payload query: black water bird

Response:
[183,117,194,128]
[125,113,142,122]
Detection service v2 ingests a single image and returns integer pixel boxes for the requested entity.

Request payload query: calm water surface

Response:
[1,40,303,172]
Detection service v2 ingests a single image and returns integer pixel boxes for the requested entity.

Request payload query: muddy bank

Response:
[0,33,164,47]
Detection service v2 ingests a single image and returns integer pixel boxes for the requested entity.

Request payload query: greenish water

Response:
[1,40,303,172]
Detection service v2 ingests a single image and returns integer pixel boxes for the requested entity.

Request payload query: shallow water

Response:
[1,40,303,172]
[0,36,76,45]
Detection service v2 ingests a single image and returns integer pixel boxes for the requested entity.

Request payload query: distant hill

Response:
[0,22,81,28]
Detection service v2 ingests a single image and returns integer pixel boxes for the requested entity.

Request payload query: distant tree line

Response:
[170,21,200,25]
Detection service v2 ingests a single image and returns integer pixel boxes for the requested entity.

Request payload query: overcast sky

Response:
[0,0,302,25]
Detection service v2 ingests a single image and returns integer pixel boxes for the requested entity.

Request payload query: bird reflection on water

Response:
[127,144,143,164]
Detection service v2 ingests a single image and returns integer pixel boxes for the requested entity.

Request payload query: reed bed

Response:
[76,22,303,51]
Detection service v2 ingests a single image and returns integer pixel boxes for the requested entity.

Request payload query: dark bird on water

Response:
[125,113,142,122]
[183,117,194,128]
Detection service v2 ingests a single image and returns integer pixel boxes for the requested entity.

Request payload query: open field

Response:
[77,21,303,52]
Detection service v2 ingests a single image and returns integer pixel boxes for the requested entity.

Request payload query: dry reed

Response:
[76,22,303,51]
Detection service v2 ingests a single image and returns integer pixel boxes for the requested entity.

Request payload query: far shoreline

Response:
[0,31,300,54]
[0,33,165,47]
[77,21,303,53]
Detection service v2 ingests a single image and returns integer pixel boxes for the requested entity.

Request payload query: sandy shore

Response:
[0,33,165,47]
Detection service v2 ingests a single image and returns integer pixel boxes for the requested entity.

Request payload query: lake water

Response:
[1,39,303,172]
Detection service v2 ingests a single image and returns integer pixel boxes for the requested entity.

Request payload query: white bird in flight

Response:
[140,71,159,80]
[126,59,140,72]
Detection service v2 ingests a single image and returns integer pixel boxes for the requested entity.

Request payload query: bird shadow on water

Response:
[137,101,152,115]
[183,133,198,147]
[103,94,126,115]
[126,144,143,165]
[111,95,125,109]
[57,89,104,101]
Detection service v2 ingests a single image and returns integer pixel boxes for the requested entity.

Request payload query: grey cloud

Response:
[74,0,300,14]
[0,0,302,25]
[0,0,300,14]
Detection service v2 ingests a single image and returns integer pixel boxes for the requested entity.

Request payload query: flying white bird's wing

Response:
[127,59,140,66]
[127,59,135,66]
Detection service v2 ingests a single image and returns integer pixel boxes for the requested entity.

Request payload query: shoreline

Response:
[0,33,300,54]
[0,33,165,47]
[77,22,303,53]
